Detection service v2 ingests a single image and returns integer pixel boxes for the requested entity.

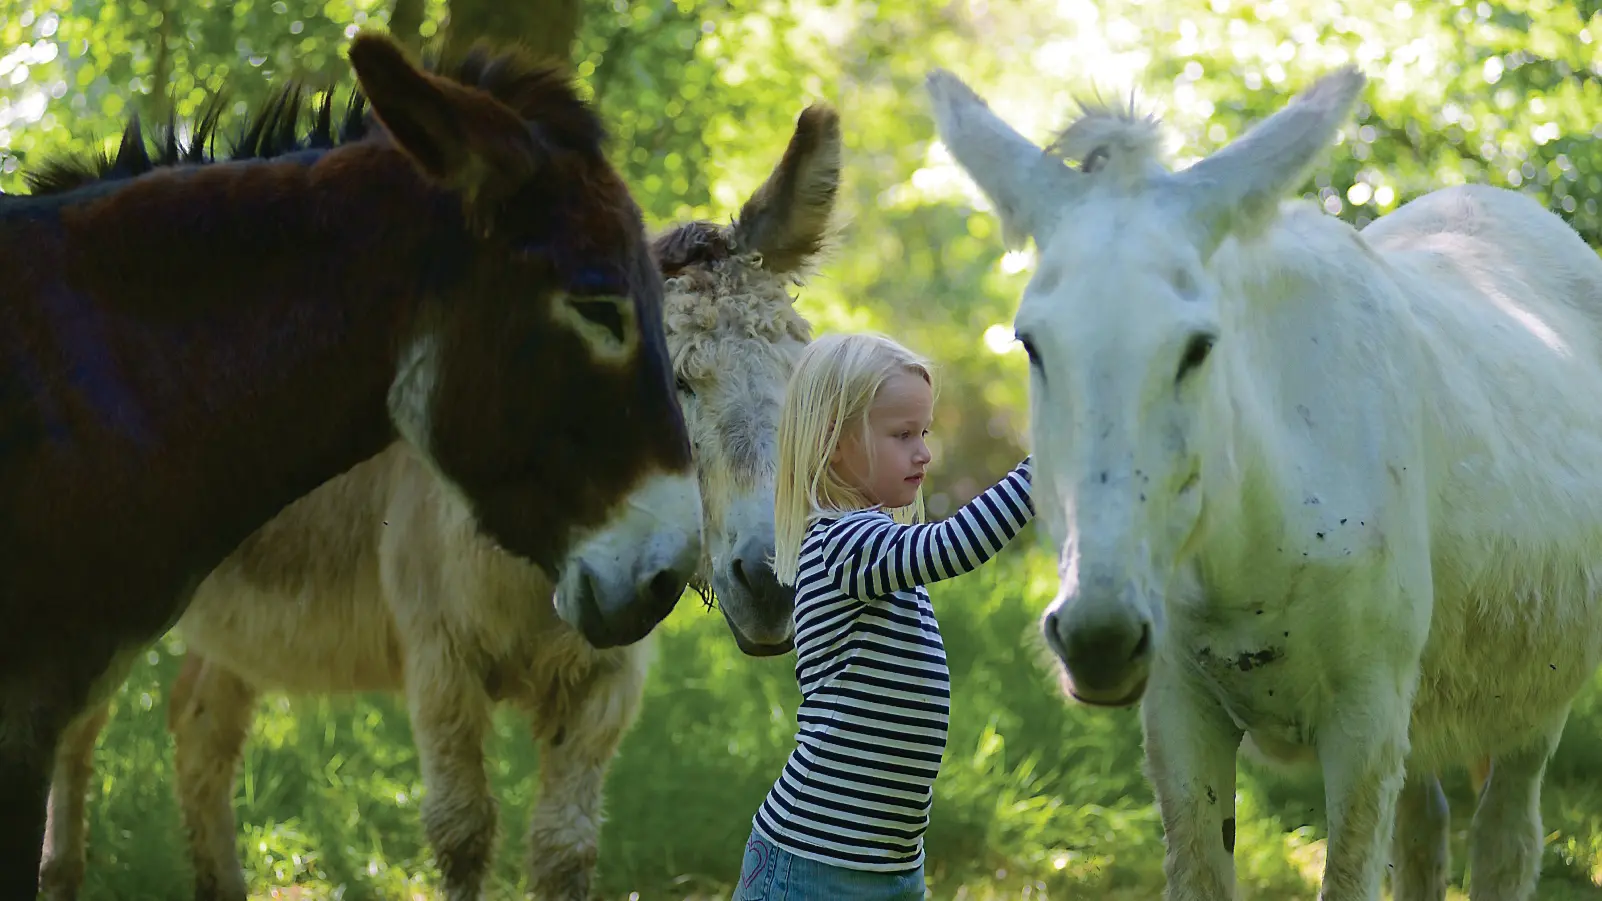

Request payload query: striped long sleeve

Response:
[821,457,1034,600]
[750,458,1035,872]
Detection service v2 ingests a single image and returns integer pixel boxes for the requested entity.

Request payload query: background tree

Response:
[438,0,580,62]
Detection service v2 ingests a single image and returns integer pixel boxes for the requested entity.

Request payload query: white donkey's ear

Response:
[1171,66,1366,258]
[925,68,1081,251]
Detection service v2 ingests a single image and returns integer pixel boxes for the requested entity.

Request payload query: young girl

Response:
[734,332,1034,900]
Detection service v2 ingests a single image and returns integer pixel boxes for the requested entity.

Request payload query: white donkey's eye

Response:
[1018,334,1043,369]
[1176,332,1217,383]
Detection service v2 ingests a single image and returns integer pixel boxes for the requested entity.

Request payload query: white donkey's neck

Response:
[1183,212,1367,611]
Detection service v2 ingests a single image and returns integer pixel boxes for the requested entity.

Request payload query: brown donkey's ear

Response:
[347,32,541,213]
[731,103,843,278]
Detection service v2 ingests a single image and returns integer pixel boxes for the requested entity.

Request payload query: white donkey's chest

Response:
[1171,604,1337,759]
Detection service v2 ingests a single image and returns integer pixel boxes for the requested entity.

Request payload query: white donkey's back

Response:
[1361,183,1602,766]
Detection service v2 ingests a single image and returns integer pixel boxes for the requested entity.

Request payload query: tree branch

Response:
[390,0,426,52]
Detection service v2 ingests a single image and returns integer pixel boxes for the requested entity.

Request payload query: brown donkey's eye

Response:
[571,298,627,344]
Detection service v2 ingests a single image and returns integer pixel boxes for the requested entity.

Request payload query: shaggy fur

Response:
[930,65,1602,901]
[39,103,841,901]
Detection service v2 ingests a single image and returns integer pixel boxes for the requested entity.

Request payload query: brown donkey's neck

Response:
[0,142,465,669]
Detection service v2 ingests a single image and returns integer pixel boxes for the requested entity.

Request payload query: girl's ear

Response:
[830,418,860,465]
[825,421,843,466]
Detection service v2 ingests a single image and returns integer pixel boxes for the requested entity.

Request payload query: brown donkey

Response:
[37,104,842,901]
[0,34,701,893]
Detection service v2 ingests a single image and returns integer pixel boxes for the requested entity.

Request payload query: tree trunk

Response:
[147,0,175,125]
[389,0,427,51]
[442,0,582,66]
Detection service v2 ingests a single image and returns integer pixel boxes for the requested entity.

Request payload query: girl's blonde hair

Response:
[773,332,933,586]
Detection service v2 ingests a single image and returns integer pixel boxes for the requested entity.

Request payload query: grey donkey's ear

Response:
[731,103,843,277]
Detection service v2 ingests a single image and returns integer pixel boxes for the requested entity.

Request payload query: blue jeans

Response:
[732,829,926,900]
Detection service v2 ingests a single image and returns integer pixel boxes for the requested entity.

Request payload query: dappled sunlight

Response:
[905,140,1001,214]
[1498,301,1571,357]
[1000,248,1036,275]
[1285,831,1326,886]
[1417,232,1573,358]
[985,323,1023,355]
[1473,260,1571,358]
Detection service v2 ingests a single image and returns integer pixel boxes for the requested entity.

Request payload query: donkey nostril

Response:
[649,570,681,605]
[1043,611,1064,646]
[1131,622,1152,660]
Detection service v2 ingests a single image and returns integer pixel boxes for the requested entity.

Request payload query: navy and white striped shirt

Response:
[753,458,1034,871]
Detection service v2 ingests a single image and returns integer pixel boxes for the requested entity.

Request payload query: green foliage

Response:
[0,0,414,181]
[1081,0,1602,242]
[70,548,1602,898]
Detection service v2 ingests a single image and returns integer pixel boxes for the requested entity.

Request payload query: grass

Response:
[72,544,1602,900]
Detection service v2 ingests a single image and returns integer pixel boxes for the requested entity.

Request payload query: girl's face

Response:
[832,369,934,509]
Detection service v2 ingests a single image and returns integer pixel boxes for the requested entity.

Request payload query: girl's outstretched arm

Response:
[819,458,1033,600]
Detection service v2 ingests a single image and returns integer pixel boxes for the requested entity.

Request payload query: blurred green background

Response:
[4,0,1602,897]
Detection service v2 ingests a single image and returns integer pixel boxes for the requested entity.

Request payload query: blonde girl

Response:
[734,331,1033,900]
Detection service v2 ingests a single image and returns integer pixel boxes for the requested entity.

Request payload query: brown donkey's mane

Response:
[17,42,606,200]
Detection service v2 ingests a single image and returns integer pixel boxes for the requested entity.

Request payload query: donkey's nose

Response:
[588,558,692,649]
[1062,617,1151,674]
[719,533,796,653]
[1045,593,1153,707]
[644,567,688,611]
[731,541,785,603]
[635,542,697,616]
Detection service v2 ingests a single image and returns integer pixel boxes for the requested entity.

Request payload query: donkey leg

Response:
[0,704,57,901]
[169,654,257,901]
[527,644,652,900]
[1388,766,1450,901]
[1466,716,1565,901]
[38,700,113,901]
[1315,674,1414,901]
[406,647,498,901]
[1141,668,1244,901]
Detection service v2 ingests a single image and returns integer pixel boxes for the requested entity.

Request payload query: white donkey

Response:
[927,67,1602,900]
